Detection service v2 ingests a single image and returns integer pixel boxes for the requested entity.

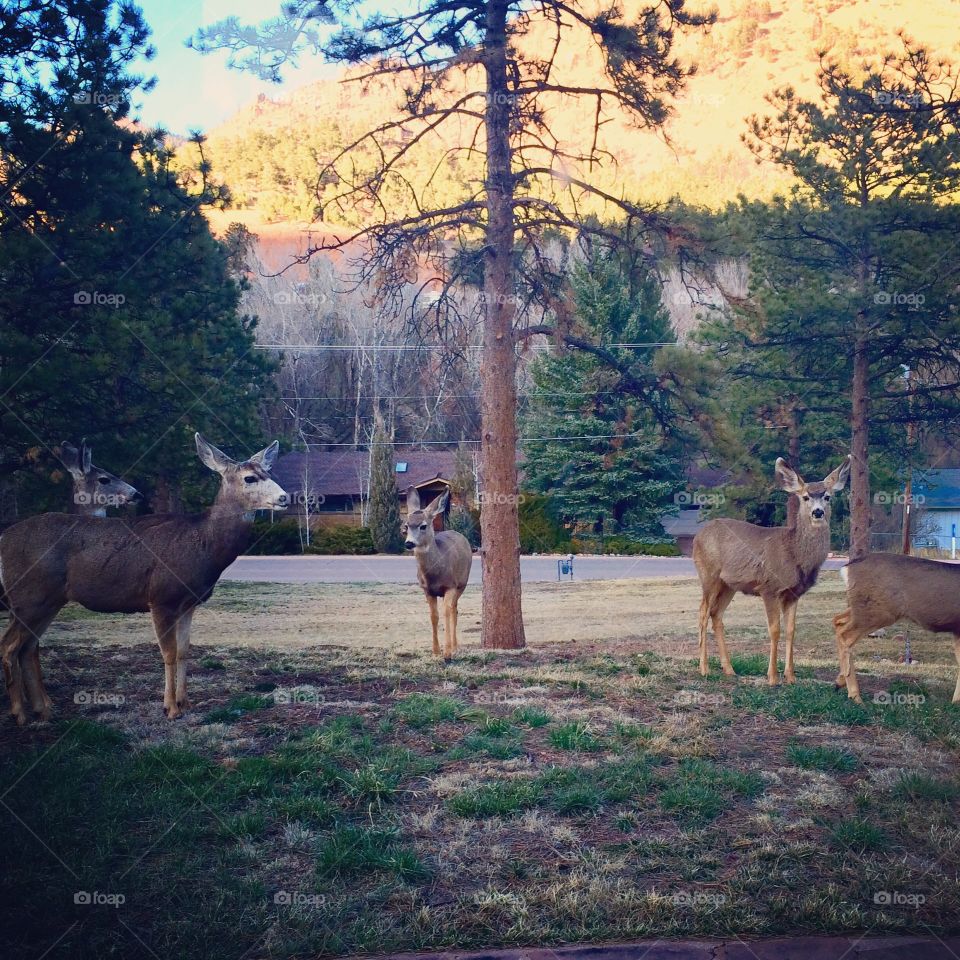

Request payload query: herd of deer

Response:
[1,441,958,729]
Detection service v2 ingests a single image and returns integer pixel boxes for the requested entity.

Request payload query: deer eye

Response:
[244,476,258,484]
[98,476,111,484]
[802,495,810,501]
[420,523,427,530]
[824,494,830,501]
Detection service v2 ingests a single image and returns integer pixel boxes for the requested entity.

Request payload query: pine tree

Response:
[367,413,403,553]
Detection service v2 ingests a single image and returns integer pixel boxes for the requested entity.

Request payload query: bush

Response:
[516,493,571,553]
[306,526,375,555]
[570,535,680,556]
[246,520,375,555]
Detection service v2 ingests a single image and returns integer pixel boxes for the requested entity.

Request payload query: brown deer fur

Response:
[834,554,960,703]
[0,434,286,725]
[693,456,850,685]
[403,486,473,660]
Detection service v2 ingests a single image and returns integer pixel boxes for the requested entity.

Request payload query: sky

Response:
[135,0,338,135]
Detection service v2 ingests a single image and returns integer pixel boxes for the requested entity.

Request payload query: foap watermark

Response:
[74,690,125,707]
[874,290,924,310]
[486,91,517,106]
[479,490,525,506]
[74,290,125,308]
[675,490,725,507]
[872,90,923,108]
[273,290,328,307]
[74,890,125,907]
[272,688,321,707]
[75,491,133,509]
[674,690,726,707]
[477,291,522,306]
[286,492,326,509]
[873,690,926,707]
[73,91,124,107]
[874,491,925,506]
[274,890,326,907]
[672,890,727,907]
[874,890,925,908]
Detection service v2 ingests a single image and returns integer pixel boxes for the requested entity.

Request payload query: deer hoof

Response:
[767,675,780,687]
[784,673,796,685]
[12,710,28,727]
[722,665,736,677]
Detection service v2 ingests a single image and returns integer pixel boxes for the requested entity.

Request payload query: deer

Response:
[0,440,140,609]
[402,485,472,661]
[693,455,850,686]
[834,554,960,703]
[58,439,142,516]
[0,434,287,725]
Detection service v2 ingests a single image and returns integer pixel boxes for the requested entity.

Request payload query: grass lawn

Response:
[2,572,960,959]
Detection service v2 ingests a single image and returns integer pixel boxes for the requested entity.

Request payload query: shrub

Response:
[247,519,304,555]
[305,526,375,555]
[516,493,571,553]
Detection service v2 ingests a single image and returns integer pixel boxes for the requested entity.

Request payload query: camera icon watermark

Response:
[873,690,926,706]
[478,490,525,506]
[874,890,925,907]
[74,690,125,707]
[272,688,320,707]
[874,291,924,311]
[274,890,326,907]
[873,491,925,506]
[674,690,726,707]
[74,890,125,907]
[675,491,725,507]
[74,290,125,308]
[672,890,727,907]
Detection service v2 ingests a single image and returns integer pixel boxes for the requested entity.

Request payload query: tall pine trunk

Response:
[849,333,871,560]
[480,0,525,650]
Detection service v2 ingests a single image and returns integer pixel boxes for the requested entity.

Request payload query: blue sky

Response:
[136,0,337,134]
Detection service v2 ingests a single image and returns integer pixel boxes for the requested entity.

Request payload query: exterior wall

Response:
[913,508,960,553]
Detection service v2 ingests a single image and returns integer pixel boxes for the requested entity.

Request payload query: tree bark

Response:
[849,335,871,560]
[479,0,525,650]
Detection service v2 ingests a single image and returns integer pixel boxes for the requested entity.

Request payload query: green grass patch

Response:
[393,693,463,728]
[315,825,427,880]
[830,817,886,851]
[205,693,274,723]
[786,742,859,772]
[548,721,602,752]
[658,758,764,824]
[448,778,543,818]
[893,772,960,801]
[512,706,551,727]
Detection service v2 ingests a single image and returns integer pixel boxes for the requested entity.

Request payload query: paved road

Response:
[223,554,848,584]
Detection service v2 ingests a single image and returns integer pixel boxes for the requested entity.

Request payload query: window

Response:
[396,462,408,473]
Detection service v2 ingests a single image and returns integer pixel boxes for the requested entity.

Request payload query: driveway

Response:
[223,554,849,584]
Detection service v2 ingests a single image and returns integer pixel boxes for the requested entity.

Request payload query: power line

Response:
[305,430,650,446]
[256,342,674,351]
[279,390,628,400]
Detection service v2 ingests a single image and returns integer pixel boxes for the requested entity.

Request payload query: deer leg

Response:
[762,595,782,686]
[20,635,53,721]
[444,589,462,660]
[152,608,180,718]
[426,595,440,657]
[835,622,864,703]
[783,598,799,684]
[833,610,851,688]
[3,611,56,726]
[698,594,711,676]
[711,587,737,676]
[174,609,194,713]
[953,636,960,704]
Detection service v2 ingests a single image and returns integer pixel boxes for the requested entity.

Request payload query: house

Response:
[910,469,960,553]
[272,448,471,527]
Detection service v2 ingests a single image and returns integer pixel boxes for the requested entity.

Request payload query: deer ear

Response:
[775,457,805,493]
[195,433,234,474]
[406,485,421,512]
[824,455,852,492]
[59,442,83,479]
[426,489,449,517]
[80,438,92,474]
[249,440,279,472]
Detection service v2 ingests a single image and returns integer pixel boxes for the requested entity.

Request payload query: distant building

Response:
[272,449,469,527]
[910,469,960,552]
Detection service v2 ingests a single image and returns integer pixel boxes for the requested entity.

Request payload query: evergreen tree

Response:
[522,255,685,540]
[708,41,960,558]
[0,1,275,511]
[367,413,403,553]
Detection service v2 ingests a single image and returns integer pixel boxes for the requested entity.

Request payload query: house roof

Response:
[273,449,463,499]
[913,469,960,509]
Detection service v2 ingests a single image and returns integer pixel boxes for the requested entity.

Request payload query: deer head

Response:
[403,486,448,550]
[195,434,288,514]
[775,455,851,528]
[59,439,141,515]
